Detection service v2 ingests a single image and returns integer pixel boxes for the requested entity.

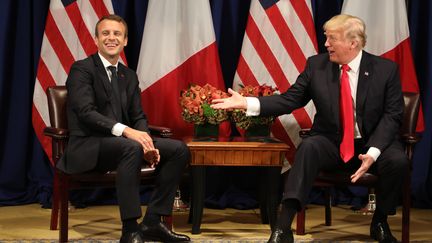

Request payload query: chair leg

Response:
[324,187,332,226]
[296,208,306,235]
[59,175,69,243]
[50,171,60,230]
[402,171,411,243]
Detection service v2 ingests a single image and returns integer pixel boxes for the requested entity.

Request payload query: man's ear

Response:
[124,37,128,47]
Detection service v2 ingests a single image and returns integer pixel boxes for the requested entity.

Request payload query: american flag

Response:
[233,0,318,164]
[32,0,123,164]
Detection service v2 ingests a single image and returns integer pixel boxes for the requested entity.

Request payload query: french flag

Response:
[342,0,424,131]
[136,0,229,139]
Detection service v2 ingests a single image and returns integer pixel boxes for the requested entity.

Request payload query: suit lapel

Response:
[117,64,127,115]
[92,54,120,119]
[356,52,372,118]
[327,62,341,126]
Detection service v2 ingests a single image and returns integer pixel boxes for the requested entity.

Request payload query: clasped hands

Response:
[123,127,160,168]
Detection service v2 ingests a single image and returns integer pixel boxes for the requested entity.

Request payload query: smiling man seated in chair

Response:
[212,14,407,243]
[56,14,190,243]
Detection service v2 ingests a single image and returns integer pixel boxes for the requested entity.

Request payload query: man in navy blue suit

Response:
[58,14,191,243]
[212,14,407,243]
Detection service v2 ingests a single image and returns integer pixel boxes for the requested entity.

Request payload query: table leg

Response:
[260,166,281,231]
[190,166,205,234]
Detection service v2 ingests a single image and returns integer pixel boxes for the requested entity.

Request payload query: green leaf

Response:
[202,103,216,118]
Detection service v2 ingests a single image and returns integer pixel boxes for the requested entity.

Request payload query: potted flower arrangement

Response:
[232,84,278,136]
[179,84,230,136]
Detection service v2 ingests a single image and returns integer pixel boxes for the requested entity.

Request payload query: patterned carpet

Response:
[1,204,431,243]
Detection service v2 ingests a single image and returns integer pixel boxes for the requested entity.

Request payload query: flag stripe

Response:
[36,59,57,92]
[289,0,318,52]
[89,0,109,19]
[245,15,290,91]
[44,11,76,74]
[32,105,52,161]
[236,54,260,87]
[265,4,306,73]
[65,2,98,56]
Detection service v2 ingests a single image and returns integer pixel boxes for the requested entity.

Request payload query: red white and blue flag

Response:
[233,0,318,165]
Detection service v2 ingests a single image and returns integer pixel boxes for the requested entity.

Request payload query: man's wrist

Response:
[366,147,381,162]
[245,97,260,116]
[112,123,128,136]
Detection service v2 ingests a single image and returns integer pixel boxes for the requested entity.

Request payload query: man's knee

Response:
[122,140,144,162]
[173,140,190,166]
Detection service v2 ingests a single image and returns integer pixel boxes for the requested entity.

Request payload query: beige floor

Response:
[0,204,431,242]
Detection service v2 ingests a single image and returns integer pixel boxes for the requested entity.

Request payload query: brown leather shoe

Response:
[267,228,294,243]
[120,231,144,243]
[139,222,190,242]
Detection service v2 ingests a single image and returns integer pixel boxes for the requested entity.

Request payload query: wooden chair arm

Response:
[401,133,421,145]
[149,125,173,138]
[44,127,69,140]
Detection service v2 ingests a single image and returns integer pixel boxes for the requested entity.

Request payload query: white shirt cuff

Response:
[366,147,381,162]
[112,123,127,137]
[245,97,261,116]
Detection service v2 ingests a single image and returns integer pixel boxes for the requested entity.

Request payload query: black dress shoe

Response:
[370,221,398,243]
[120,231,144,243]
[139,222,190,242]
[267,228,294,243]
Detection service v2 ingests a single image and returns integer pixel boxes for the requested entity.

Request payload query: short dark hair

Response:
[95,14,128,38]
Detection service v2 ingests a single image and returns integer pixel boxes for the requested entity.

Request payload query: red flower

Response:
[233,84,278,130]
[179,84,230,125]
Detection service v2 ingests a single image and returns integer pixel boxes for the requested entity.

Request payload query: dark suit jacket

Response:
[58,53,149,173]
[259,51,404,153]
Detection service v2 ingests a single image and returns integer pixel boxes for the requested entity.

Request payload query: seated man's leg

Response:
[140,137,190,242]
[370,140,408,242]
[269,135,339,243]
[97,137,144,233]
[144,137,190,217]
[283,135,340,208]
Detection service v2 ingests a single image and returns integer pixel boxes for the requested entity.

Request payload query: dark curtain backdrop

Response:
[0,0,431,209]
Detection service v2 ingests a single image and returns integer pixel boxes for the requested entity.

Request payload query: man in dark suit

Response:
[58,14,190,243]
[212,14,407,243]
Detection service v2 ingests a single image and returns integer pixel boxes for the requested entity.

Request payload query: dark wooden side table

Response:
[185,136,290,234]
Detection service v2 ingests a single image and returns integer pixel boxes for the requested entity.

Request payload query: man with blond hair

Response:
[212,14,406,243]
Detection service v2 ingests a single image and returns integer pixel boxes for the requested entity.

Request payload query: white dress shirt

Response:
[98,52,127,137]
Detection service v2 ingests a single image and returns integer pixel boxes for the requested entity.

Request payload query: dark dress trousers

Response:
[258,51,408,214]
[57,53,189,220]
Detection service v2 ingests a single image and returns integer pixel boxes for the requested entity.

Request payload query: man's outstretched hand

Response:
[351,153,374,183]
[211,88,247,110]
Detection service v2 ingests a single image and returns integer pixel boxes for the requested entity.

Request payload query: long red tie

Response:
[339,64,354,162]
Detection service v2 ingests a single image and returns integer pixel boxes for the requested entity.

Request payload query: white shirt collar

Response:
[98,52,118,70]
[340,50,362,73]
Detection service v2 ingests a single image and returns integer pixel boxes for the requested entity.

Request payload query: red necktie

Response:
[339,64,354,162]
